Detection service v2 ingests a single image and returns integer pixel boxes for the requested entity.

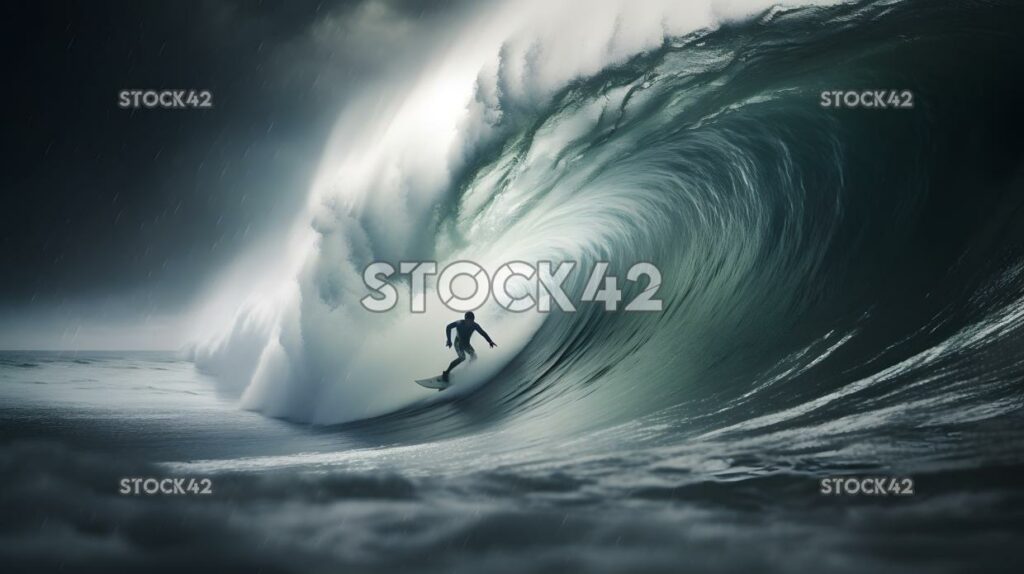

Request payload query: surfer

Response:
[443,311,496,382]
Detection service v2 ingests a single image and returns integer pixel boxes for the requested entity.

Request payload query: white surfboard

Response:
[415,376,449,390]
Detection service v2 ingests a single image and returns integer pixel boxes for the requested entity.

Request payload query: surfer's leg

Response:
[444,344,467,381]
[466,345,477,361]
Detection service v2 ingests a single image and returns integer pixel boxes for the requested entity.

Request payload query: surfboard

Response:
[415,376,449,390]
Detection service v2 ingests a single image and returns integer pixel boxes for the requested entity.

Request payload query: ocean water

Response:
[5,0,1024,571]
[1,351,1022,573]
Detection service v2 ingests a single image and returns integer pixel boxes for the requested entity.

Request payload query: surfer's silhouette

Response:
[443,311,496,382]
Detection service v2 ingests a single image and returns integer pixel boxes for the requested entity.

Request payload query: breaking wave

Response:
[192,0,1024,442]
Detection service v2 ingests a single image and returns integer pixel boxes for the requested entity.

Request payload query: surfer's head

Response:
[464,311,475,322]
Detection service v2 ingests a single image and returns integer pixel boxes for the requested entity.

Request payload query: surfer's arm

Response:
[475,324,496,347]
[445,321,458,346]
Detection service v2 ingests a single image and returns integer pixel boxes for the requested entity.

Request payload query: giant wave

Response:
[189,0,1024,449]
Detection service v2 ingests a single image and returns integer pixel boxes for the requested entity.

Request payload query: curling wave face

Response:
[193,0,1024,448]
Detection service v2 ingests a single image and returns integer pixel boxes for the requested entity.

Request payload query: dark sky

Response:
[1,0,472,348]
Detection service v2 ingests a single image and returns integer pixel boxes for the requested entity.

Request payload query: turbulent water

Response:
[4,0,1024,572]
